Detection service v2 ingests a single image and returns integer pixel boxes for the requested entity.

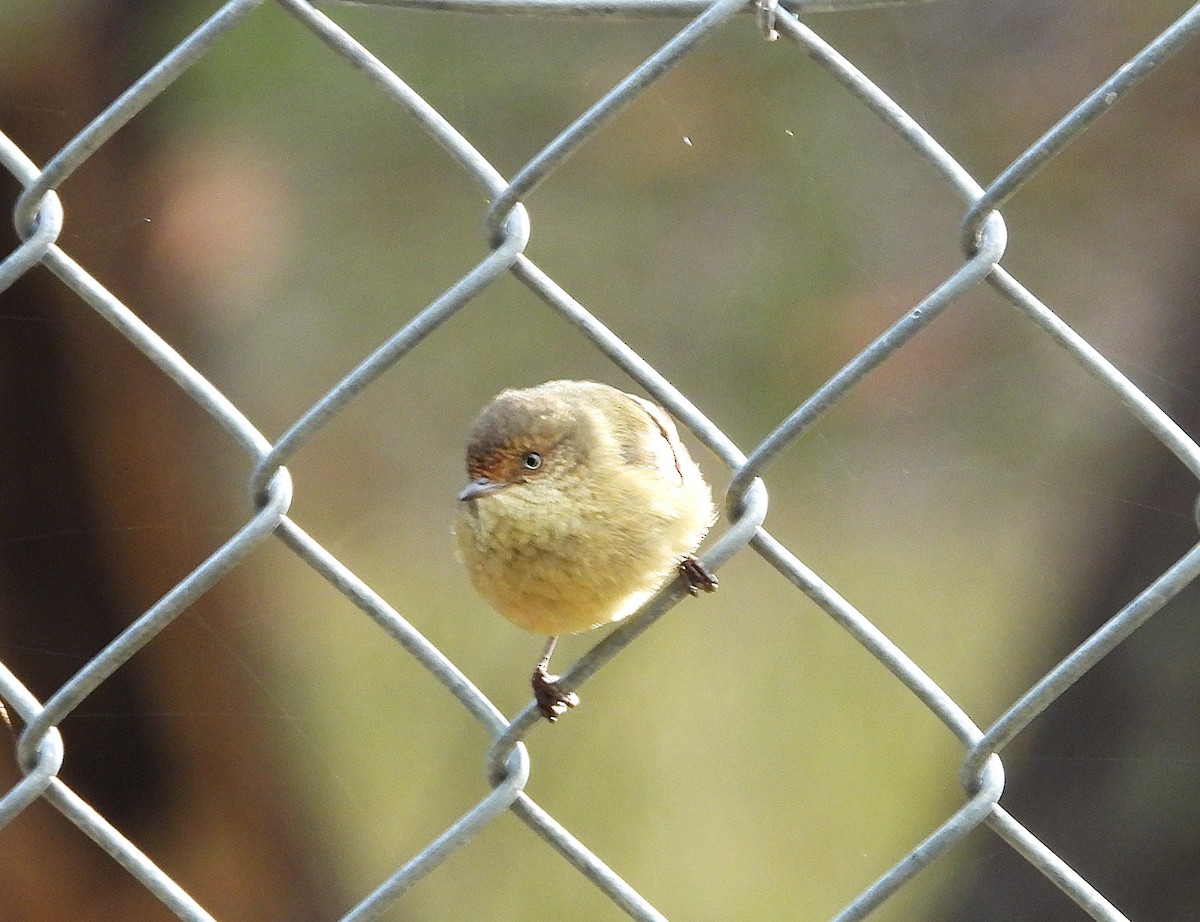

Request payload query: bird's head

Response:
[458,390,589,503]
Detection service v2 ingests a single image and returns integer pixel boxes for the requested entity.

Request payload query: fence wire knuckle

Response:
[3,0,1199,919]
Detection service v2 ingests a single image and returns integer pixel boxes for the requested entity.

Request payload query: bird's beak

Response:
[458,477,510,502]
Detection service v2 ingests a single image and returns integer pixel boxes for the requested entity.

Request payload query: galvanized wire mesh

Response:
[3,1,1200,920]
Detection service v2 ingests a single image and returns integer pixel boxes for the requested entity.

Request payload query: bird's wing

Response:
[622,393,689,484]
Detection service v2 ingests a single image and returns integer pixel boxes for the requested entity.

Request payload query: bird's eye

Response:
[522,451,542,471]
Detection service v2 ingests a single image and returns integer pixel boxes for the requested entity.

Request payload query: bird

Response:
[454,380,718,721]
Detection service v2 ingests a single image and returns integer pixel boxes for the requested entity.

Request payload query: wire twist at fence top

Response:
[3,1,1200,920]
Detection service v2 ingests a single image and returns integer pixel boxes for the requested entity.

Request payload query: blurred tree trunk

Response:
[933,317,1200,920]
[0,6,337,920]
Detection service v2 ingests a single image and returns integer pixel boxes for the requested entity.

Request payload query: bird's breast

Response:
[455,485,691,634]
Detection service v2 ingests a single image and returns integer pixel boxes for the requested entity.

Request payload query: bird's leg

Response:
[679,554,719,596]
[531,635,579,722]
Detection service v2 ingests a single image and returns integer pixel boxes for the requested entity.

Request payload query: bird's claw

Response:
[532,664,579,722]
[679,554,719,596]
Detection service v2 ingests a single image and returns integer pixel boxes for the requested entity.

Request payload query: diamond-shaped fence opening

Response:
[3,1,1200,920]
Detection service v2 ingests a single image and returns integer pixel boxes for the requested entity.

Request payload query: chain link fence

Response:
[3,1,1200,919]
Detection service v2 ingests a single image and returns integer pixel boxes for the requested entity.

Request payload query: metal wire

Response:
[342,0,934,16]
[3,1,1200,919]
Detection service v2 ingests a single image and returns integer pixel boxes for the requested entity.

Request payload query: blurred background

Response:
[2,0,1200,919]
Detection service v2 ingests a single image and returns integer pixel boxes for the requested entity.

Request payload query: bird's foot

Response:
[532,663,579,722]
[679,554,719,596]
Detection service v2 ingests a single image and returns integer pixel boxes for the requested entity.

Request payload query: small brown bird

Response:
[454,380,718,721]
